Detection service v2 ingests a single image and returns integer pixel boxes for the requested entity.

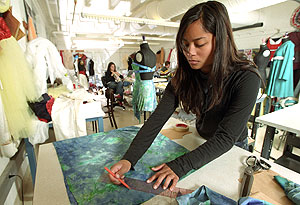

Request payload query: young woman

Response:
[108,1,262,191]
[105,62,124,102]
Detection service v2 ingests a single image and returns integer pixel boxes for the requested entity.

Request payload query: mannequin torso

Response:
[254,43,270,86]
[134,42,156,80]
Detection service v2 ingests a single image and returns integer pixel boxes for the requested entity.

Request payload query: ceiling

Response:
[36,0,290,52]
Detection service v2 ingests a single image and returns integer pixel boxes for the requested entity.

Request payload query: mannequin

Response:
[77,59,89,90]
[131,38,157,121]
[254,40,270,87]
[133,39,156,80]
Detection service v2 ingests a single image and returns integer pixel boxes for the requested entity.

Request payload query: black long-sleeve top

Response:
[122,69,260,178]
[105,71,124,83]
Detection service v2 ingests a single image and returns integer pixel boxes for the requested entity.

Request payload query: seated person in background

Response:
[105,62,124,105]
[160,61,171,76]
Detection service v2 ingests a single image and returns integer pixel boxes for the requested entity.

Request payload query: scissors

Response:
[240,155,271,197]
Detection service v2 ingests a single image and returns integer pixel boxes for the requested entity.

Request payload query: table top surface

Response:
[33,118,300,204]
[256,103,300,135]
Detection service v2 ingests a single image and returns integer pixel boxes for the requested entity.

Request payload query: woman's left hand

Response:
[147,163,179,191]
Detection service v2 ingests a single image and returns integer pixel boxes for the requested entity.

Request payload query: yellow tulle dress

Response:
[0,17,39,140]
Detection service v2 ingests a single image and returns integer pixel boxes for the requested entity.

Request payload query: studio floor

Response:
[18,106,297,205]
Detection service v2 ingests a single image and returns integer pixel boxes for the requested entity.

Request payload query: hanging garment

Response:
[266,38,282,61]
[0,0,10,13]
[27,16,37,41]
[132,63,157,121]
[266,40,295,98]
[0,94,18,158]
[0,17,39,140]
[88,59,95,76]
[26,37,73,96]
[169,47,178,70]
[62,50,74,70]
[288,32,300,88]
[288,32,300,71]
[167,48,173,62]
[78,73,89,90]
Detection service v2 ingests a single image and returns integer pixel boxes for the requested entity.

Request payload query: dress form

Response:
[134,41,156,80]
[254,43,270,87]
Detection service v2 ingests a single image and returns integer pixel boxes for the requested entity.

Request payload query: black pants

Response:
[107,81,124,99]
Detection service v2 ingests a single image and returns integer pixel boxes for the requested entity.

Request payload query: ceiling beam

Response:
[81,13,179,28]
[72,34,175,41]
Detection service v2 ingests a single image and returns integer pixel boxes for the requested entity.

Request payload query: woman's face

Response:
[110,64,115,72]
[183,19,215,73]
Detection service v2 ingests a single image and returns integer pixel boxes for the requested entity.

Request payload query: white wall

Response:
[234,1,299,49]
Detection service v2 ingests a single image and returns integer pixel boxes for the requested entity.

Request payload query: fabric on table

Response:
[29,93,54,123]
[53,126,192,204]
[238,197,272,205]
[176,185,272,205]
[176,185,236,205]
[274,175,300,204]
[51,89,98,140]
[132,63,157,121]
[28,119,49,145]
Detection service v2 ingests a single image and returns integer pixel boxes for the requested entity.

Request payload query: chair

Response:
[102,88,118,129]
[275,132,300,174]
[101,75,125,110]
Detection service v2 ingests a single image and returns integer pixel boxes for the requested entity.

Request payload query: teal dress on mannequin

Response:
[132,63,157,121]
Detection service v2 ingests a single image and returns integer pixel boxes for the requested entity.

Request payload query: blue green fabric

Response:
[274,175,300,204]
[266,41,295,98]
[53,126,190,204]
[132,63,157,121]
[176,185,236,205]
[238,197,273,205]
[176,186,272,205]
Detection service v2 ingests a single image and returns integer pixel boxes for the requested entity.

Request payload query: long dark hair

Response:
[106,62,116,76]
[172,1,261,116]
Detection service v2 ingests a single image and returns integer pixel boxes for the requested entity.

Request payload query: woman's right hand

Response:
[108,160,131,185]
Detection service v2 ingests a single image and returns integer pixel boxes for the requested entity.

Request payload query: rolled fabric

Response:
[274,175,300,204]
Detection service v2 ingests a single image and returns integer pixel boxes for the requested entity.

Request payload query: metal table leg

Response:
[261,125,276,159]
[24,138,36,186]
